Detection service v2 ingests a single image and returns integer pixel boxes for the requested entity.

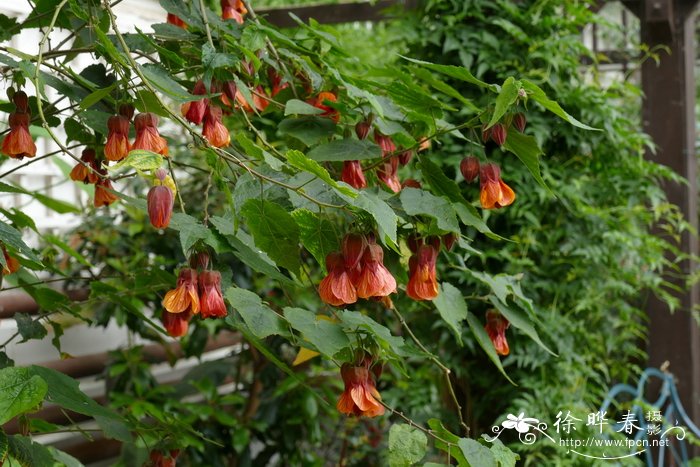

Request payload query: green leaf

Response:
[489,298,556,356]
[94,27,128,67]
[388,423,427,466]
[488,77,520,128]
[240,26,266,51]
[521,79,598,130]
[427,419,468,466]
[284,307,349,357]
[27,366,130,441]
[286,150,356,197]
[0,220,40,263]
[486,437,520,467]
[337,310,413,359]
[7,435,55,467]
[47,446,84,467]
[0,367,47,424]
[110,149,163,172]
[400,188,459,233]
[225,288,288,339]
[241,199,301,275]
[352,191,398,246]
[458,438,497,467]
[307,139,382,162]
[502,130,551,194]
[433,283,467,345]
[0,429,7,461]
[465,313,515,385]
[139,63,199,103]
[291,209,339,270]
[14,314,47,343]
[284,99,324,116]
[401,56,493,90]
[278,117,336,146]
[169,213,212,255]
[79,83,116,110]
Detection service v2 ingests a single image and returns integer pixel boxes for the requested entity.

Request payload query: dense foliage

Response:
[0,0,688,466]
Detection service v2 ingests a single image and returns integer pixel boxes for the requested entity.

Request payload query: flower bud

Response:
[147,185,174,229]
[355,121,371,140]
[398,149,413,165]
[512,112,527,133]
[491,123,507,146]
[460,156,480,183]
[442,233,457,251]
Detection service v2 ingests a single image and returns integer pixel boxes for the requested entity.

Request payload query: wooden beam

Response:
[640,0,700,451]
[256,0,419,27]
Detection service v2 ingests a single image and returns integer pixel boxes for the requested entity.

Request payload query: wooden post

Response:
[639,0,700,430]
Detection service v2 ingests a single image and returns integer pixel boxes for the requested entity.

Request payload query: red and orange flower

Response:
[162,309,192,338]
[319,252,357,307]
[202,105,230,148]
[479,163,515,209]
[406,242,439,301]
[2,112,36,159]
[199,270,227,319]
[485,309,510,356]
[341,160,366,189]
[336,362,385,418]
[104,115,131,162]
[163,268,200,314]
[132,113,169,156]
[147,169,174,229]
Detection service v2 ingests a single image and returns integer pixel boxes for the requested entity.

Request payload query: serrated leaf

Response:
[284,308,349,357]
[486,437,520,467]
[502,130,551,194]
[225,288,288,339]
[291,209,339,270]
[241,199,300,275]
[465,312,515,385]
[14,314,47,343]
[279,117,336,146]
[433,283,467,345]
[284,99,324,116]
[458,438,497,467]
[521,79,598,130]
[400,188,459,233]
[388,423,427,466]
[110,149,164,172]
[488,77,520,128]
[307,139,382,162]
[169,213,212,255]
[286,150,355,197]
[0,367,47,425]
[337,310,413,359]
[0,220,40,264]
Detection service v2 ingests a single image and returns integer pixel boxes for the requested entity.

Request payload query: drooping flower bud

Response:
[398,149,413,165]
[480,163,515,209]
[460,156,480,183]
[189,251,210,271]
[221,0,247,24]
[406,234,422,254]
[442,233,457,251]
[376,156,401,193]
[12,91,29,114]
[491,123,507,146]
[512,112,527,133]
[374,131,395,155]
[104,115,131,161]
[355,121,370,140]
[341,160,367,189]
[199,270,227,318]
[355,241,396,299]
[342,233,367,271]
[147,185,174,229]
[2,246,20,275]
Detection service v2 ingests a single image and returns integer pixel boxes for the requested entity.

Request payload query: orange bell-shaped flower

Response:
[199,270,227,319]
[94,177,119,208]
[2,113,36,159]
[308,91,339,123]
[147,169,174,229]
[2,246,20,275]
[163,268,200,314]
[336,363,385,418]
[354,238,396,299]
[162,309,191,338]
[406,243,439,301]
[202,106,230,148]
[70,149,100,184]
[341,160,367,189]
[104,115,131,162]
[479,163,515,209]
[132,112,169,156]
[376,156,401,193]
[485,309,510,356]
[318,252,357,307]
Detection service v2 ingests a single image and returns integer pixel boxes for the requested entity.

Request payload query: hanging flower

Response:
[355,238,396,299]
[104,115,131,162]
[490,123,507,146]
[94,174,119,208]
[162,309,191,338]
[341,160,367,189]
[268,68,289,97]
[69,149,99,184]
[480,163,515,209]
[460,156,480,183]
[162,268,200,314]
[189,250,210,270]
[2,113,36,159]
[181,80,209,125]
[398,149,413,165]
[2,246,20,275]
[512,112,527,133]
[376,156,401,193]
[336,363,385,418]
[318,252,357,306]
[406,243,439,301]
[308,91,339,123]
[401,179,421,189]
[147,169,174,229]
[132,112,169,156]
[199,270,227,319]
[374,131,395,155]
[166,13,187,29]
[221,0,247,24]
[485,309,510,356]
[342,232,367,273]
[12,91,29,113]
[202,105,230,148]
[234,86,269,113]
[442,232,457,251]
